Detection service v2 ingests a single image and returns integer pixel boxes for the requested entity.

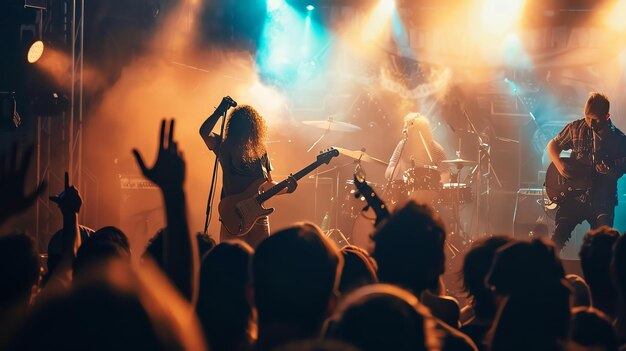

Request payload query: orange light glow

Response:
[361,0,395,43]
[607,0,626,32]
[480,0,526,34]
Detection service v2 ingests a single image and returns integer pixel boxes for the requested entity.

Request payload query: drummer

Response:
[385,112,450,184]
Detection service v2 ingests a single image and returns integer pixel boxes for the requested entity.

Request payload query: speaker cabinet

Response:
[513,188,554,240]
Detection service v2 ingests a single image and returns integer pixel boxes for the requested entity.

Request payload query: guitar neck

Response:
[257,161,321,203]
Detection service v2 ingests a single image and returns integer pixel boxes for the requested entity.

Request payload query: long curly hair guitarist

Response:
[224,106,268,164]
[546,92,626,251]
[200,99,286,248]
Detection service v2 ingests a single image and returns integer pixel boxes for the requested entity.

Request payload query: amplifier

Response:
[119,174,158,190]
[512,188,554,240]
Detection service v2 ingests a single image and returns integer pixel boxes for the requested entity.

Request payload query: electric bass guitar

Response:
[544,157,626,204]
[219,148,339,236]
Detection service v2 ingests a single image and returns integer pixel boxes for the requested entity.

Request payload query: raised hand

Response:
[216,96,237,115]
[0,144,47,223]
[133,119,196,301]
[132,119,185,192]
[50,172,82,214]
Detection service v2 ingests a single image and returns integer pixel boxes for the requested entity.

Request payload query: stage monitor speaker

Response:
[513,188,554,240]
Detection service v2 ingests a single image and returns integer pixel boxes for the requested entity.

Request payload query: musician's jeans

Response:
[220,216,270,249]
[552,201,615,251]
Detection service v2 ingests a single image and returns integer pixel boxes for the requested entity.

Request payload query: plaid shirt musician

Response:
[547,92,626,250]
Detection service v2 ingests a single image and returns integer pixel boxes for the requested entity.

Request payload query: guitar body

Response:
[217,148,340,238]
[218,179,275,237]
[544,158,593,204]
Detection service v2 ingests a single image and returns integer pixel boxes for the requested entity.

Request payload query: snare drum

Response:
[440,183,473,204]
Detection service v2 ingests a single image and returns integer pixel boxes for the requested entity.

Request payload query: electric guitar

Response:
[544,156,626,204]
[219,148,339,236]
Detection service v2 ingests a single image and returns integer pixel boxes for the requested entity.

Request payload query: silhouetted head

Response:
[143,229,215,270]
[611,233,626,297]
[326,284,438,351]
[568,307,617,351]
[91,226,131,255]
[252,222,342,332]
[488,240,571,351]
[73,240,130,281]
[338,246,378,296]
[197,240,254,351]
[579,226,619,300]
[371,201,446,295]
[11,283,164,350]
[0,232,39,307]
[487,239,565,297]
[45,225,93,285]
[225,105,268,163]
[462,235,513,318]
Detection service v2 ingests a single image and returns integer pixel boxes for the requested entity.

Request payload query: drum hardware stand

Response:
[447,162,469,244]
[462,108,503,238]
[307,123,331,153]
[313,160,354,246]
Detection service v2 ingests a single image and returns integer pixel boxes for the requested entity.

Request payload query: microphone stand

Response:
[203,109,229,235]
[307,118,333,153]
[462,107,502,238]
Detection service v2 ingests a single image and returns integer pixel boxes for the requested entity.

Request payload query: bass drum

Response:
[403,166,442,206]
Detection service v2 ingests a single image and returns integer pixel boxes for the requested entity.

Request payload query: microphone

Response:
[225,96,238,107]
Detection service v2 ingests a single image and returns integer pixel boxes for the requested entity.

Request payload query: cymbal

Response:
[302,119,362,132]
[333,147,388,166]
[441,158,476,168]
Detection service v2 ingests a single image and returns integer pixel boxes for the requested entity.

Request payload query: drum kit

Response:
[302,117,477,248]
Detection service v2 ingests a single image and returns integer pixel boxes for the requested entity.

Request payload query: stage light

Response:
[27,40,45,63]
[502,33,532,68]
[267,0,284,11]
[361,0,395,42]
[306,4,314,11]
[258,0,328,85]
[480,0,526,34]
[607,0,626,32]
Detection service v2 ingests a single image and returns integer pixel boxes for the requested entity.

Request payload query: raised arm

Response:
[199,97,237,151]
[39,172,82,297]
[133,119,198,302]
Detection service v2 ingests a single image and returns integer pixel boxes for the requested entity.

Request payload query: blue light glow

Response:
[257,0,328,86]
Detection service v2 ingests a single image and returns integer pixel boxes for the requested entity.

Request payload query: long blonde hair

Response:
[403,112,433,145]
[224,105,268,163]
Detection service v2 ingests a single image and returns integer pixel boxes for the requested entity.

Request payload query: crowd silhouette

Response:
[1,115,626,351]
